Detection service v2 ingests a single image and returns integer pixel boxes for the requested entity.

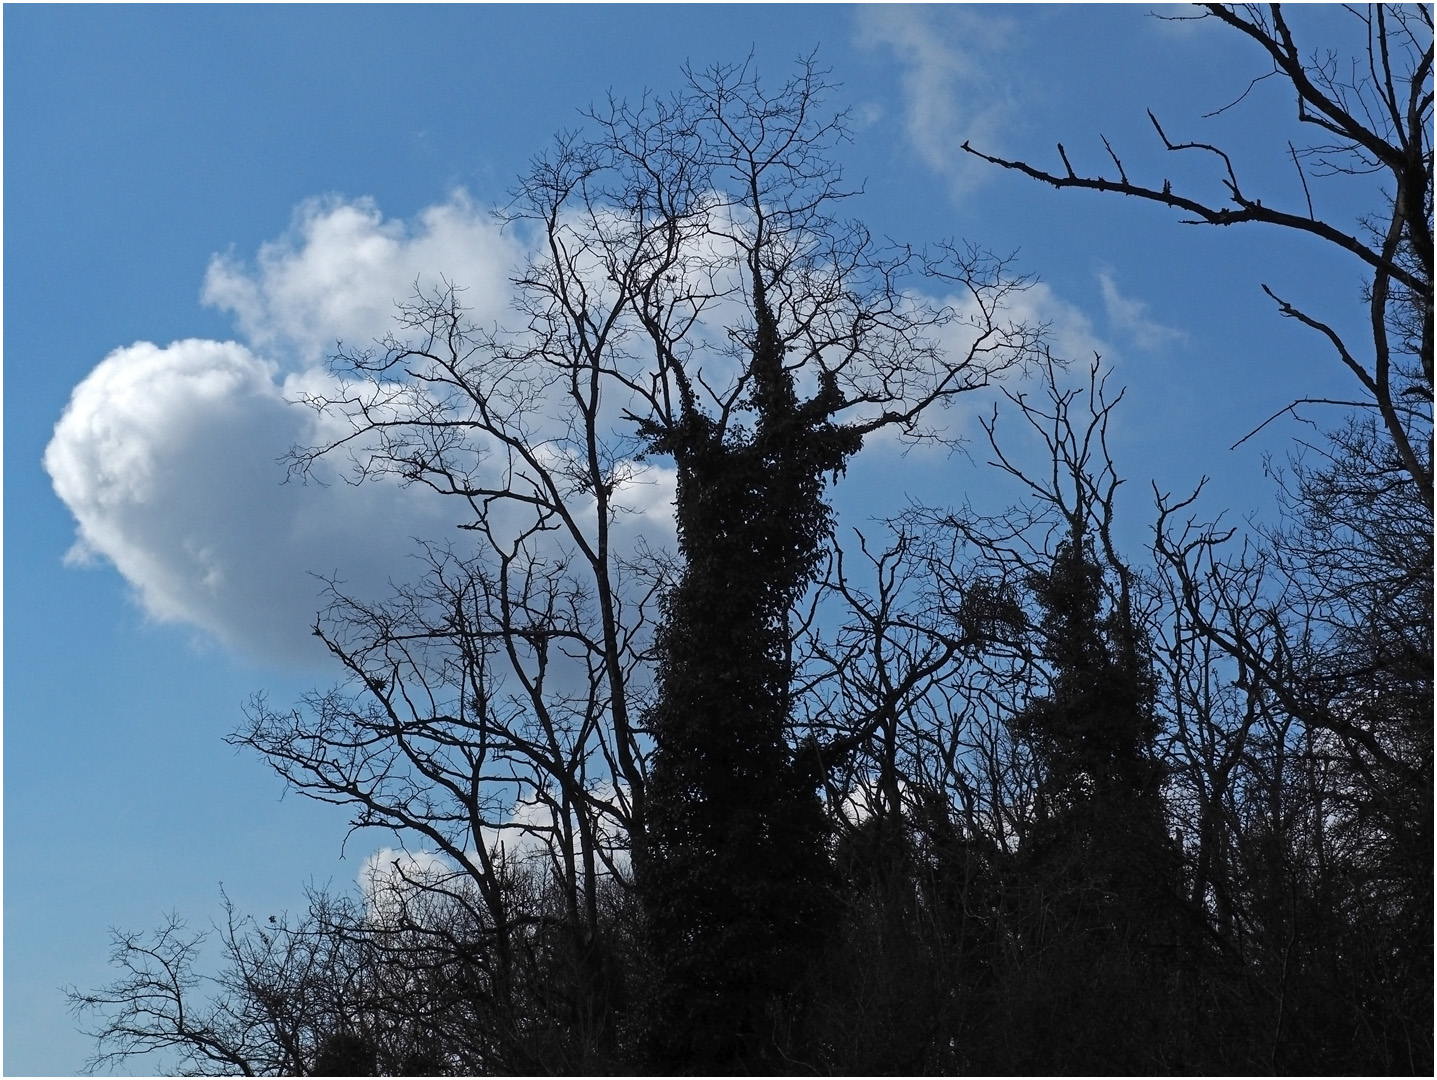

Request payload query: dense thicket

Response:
[73,8,1431,1075]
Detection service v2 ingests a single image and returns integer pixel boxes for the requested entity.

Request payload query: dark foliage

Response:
[637,273,861,1072]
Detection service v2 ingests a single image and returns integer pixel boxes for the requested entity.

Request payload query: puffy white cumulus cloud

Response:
[202,191,521,363]
[44,194,685,664]
[56,190,1118,666]
[45,337,459,664]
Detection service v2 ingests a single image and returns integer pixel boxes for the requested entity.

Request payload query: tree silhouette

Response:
[72,15,1431,1074]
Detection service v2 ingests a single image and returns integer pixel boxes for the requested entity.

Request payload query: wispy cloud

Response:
[855,4,1017,195]
[1097,269,1186,351]
[861,275,1116,459]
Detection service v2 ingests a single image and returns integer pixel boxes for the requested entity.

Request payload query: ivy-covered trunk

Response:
[637,271,860,1072]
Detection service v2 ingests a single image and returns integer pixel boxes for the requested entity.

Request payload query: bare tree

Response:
[77,19,1432,1071]
[67,893,379,1077]
[68,879,620,1076]
[1151,437,1432,1071]
[965,3,1433,509]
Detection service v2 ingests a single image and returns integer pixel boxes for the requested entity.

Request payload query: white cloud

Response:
[47,193,530,665]
[45,337,459,664]
[46,194,684,666]
[861,275,1114,458]
[856,5,1017,194]
[996,279,1110,365]
[358,847,464,925]
[357,785,634,922]
[475,785,633,878]
[202,191,520,364]
[360,846,455,896]
[47,187,1118,666]
[1097,269,1186,350]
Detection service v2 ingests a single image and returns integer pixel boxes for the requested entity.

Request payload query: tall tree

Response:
[230,55,1042,1073]
[637,269,861,1070]
[604,60,1041,1069]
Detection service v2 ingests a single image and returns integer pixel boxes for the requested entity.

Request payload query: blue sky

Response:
[5,5,1381,1073]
